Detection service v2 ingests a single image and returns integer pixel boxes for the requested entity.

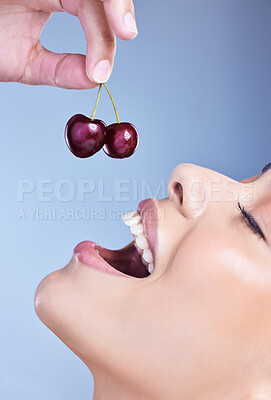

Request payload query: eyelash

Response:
[237,203,265,241]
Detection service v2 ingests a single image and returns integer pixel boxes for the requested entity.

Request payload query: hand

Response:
[0,0,137,89]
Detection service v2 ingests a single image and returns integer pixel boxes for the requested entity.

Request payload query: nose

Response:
[168,163,209,219]
[239,173,261,184]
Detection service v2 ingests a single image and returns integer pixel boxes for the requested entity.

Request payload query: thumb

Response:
[21,43,97,89]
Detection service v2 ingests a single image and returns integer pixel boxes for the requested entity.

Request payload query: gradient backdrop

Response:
[0,0,271,398]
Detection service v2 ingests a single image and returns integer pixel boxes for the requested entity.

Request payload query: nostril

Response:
[173,182,183,206]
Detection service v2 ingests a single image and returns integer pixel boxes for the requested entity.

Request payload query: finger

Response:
[102,0,138,40]
[21,43,98,89]
[77,0,117,84]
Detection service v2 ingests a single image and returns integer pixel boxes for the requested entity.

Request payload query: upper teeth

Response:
[135,234,148,250]
[130,223,143,236]
[122,211,155,274]
[143,248,153,264]
[122,212,141,226]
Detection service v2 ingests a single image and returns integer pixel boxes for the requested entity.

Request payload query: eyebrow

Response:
[262,162,271,175]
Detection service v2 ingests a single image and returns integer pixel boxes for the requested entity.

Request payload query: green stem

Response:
[91,84,102,120]
[103,83,120,124]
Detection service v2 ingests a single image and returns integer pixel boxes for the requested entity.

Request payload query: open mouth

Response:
[73,200,157,279]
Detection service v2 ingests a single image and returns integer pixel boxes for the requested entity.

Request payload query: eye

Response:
[262,162,271,174]
[237,203,265,241]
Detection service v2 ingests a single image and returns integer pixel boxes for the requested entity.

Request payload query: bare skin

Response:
[35,162,271,400]
[0,0,137,88]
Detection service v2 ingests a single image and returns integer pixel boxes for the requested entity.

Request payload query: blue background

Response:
[1,0,271,398]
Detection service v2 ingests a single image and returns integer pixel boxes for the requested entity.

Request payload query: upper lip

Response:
[137,198,158,263]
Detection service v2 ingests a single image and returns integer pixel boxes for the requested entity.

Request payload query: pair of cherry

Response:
[65,84,138,159]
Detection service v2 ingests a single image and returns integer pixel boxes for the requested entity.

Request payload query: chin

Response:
[34,264,71,332]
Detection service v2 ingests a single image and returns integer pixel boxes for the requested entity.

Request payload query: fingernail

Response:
[124,12,138,34]
[93,59,111,83]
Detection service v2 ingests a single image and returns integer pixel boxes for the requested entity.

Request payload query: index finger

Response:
[101,0,138,41]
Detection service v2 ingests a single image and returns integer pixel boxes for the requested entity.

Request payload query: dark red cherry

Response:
[103,123,138,159]
[65,114,107,158]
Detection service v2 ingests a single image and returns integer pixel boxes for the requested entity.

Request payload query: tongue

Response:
[99,243,149,278]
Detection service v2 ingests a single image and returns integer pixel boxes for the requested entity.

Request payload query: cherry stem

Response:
[91,84,102,120]
[103,83,120,124]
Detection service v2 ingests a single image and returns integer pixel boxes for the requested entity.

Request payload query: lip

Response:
[74,241,130,277]
[73,198,158,278]
[137,198,158,260]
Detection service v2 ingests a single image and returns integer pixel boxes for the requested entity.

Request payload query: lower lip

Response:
[73,241,127,277]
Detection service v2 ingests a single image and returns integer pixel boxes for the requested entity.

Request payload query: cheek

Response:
[172,225,271,292]
[158,229,271,365]
[168,229,252,318]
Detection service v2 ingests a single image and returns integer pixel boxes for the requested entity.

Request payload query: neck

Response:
[92,371,146,400]
[93,381,135,400]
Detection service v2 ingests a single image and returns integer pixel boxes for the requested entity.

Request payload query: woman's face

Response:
[35,163,271,400]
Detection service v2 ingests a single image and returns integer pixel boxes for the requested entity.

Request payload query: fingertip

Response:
[103,1,138,41]
[123,11,138,38]
[91,59,111,84]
